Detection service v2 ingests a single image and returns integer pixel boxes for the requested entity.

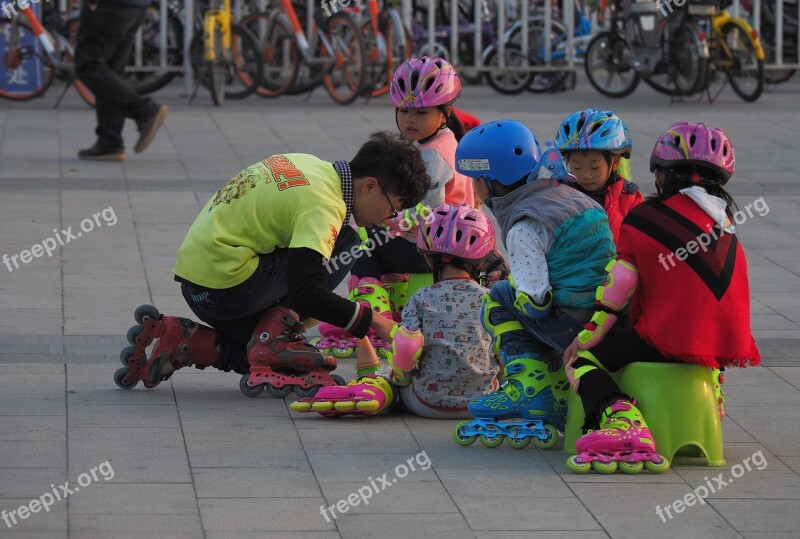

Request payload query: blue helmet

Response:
[455,120,542,188]
[554,109,632,158]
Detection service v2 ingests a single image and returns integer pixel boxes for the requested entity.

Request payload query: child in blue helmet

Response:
[555,109,644,244]
[453,120,616,445]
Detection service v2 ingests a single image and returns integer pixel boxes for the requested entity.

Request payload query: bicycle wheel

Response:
[644,24,707,96]
[224,23,265,100]
[584,31,639,98]
[320,13,366,105]
[760,25,797,84]
[721,23,764,101]
[0,19,55,101]
[209,22,226,105]
[504,20,571,94]
[241,12,299,98]
[484,45,532,95]
[127,1,183,95]
[380,11,412,96]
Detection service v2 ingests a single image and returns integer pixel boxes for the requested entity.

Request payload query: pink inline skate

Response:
[240,306,345,399]
[114,305,219,390]
[566,399,670,474]
[312,276,393,358]
[289,374,393,416]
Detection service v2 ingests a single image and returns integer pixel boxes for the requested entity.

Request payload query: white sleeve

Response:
[419,147,450,209]
[506,219,551,304]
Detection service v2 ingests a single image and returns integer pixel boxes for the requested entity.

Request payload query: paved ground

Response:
[1,74,799,539]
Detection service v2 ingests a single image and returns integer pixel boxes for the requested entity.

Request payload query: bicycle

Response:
[704,6,765,102]
[242,0,367,104]
[356,0,412,97]
[584,0,708,99]
[0,4,94,105]
[190,0,263,105]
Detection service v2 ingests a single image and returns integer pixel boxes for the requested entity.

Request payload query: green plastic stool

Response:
[564,362,725,466]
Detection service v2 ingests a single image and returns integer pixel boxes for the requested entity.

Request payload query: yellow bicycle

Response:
[193,0,263,105]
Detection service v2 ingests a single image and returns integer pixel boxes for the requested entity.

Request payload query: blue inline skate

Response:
[453,357,559,450]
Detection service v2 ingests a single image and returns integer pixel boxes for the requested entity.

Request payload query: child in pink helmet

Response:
[314,57,487,359]
[563,122,761,475]
[292,204,500,419]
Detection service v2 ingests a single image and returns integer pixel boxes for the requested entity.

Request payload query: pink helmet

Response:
[390,57,461,109]
[650,122,735,182]
[417,203,495,262]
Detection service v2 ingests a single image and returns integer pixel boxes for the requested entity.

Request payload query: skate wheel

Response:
[239,375,265,398]
[113,367,138,389]
[334,401,356,411]
[644,456,670,474]
[479,432,505,448]
[294,385,319,399]
[619,461,644,474]
[331,374,346,385]
[289,401,312,412]
[592,460,618,474]
[356,400,380,412]
[506,427,531,449]
[452,421,477,446]
[126,325,144,345]
[134,304,160,325]
[309,337,325,352]
[264,384,292,399]
[566,455,591,474]
[531,424,559,450]
[312,401,335,412]
[119,345,136,366]
[331,345,354,358]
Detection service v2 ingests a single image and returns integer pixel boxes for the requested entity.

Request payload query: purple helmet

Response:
[390,57,461,109]
[650,122,735,182]
[417,203,495,262]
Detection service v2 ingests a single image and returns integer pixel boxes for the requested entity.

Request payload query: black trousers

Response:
[75,3,158,149]
[573,327,676,430]
[350,227,431,279]
[179,226,361,374]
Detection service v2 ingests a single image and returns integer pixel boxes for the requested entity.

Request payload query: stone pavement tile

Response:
[723,366,790,386]
[296,424,421,456]
[123,161,189,182]
[0,501,66,533]
[193,466,322,498]
[719,417,758,443]
[708,500,800,533]
[319,481,458,515]
[750,314,798,331]
[291,410,406,430]
[750,299,776,315]
[0,416,64,441]
[674,469,800,500]
[69,484,197,515]
[183,424,304,468]
[67,365,175,405]
[435,460,575,497]
[741,534,800,539]
[0,441,66,468]
[475,533,611,539]
[206,533,341,539]
[198,498,336,532]
[0,310,63,336]
[725,406,800,457]
[334,513,473,539]
[308,453,438,484]
[0,533,66,538]
[454,495,600,532]
[754,293,800,322]
[766,367,800,389]
[0,468,65,498]
[779,456,800,474]
[723,381,799,407]
[745,252,800,293]
[0,374,64,415]
[69,403,181,429]
[68,427,191,483]
[570,483,740,538]
[69,514,203,539]
[0,364,63,374]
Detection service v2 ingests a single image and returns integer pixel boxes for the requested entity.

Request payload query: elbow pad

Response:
[596,259,638,312]
[510,274,552,320]
[577,311,619,349]
[387,325,424,387]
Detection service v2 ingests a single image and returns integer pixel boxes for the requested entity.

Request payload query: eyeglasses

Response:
[378,182,399,219]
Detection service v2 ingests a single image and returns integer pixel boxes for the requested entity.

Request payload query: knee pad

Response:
[565,349,603,393]
[480,292,524,356]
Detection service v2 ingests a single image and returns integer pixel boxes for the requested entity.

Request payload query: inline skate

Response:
[312,276,393,358]
[114,304,219,390]
[566,399,670,474]
[289,374,393,416]
[240,306,345,399]
[453,357,559,450]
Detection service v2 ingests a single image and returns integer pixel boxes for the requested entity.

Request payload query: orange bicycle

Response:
[0,5,94,105]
